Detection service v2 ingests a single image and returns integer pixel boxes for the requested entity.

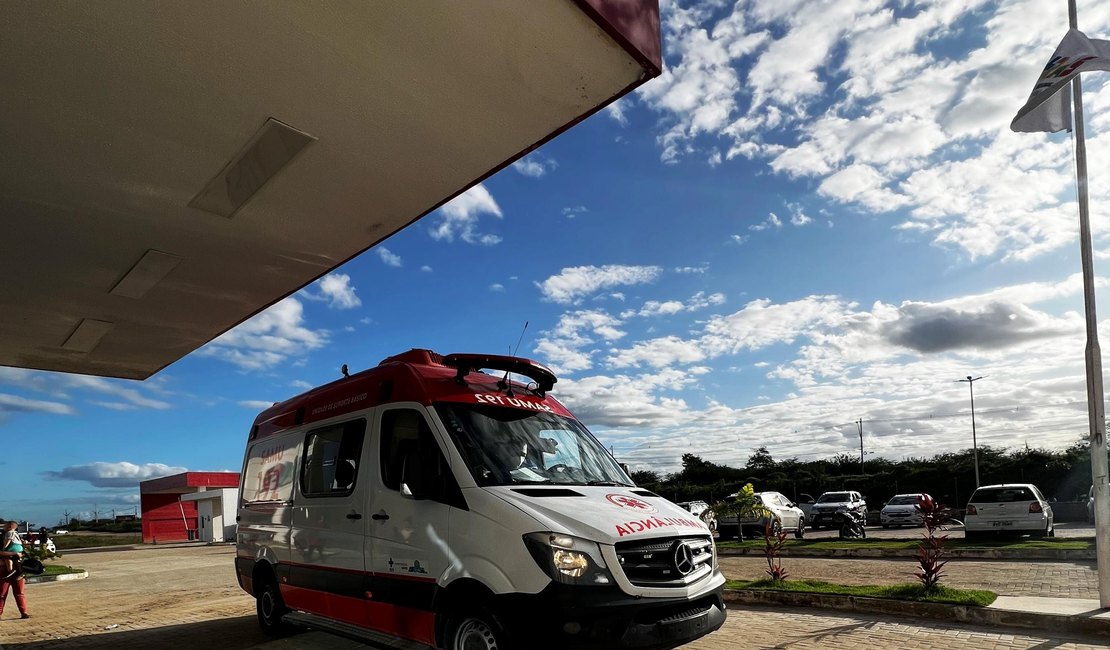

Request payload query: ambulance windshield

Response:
[435,403,631,487]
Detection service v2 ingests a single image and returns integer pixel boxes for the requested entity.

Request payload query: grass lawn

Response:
[43,564,86,576]
[718,536,1092,552]
[53,534,141,550]
[727,578,998,606]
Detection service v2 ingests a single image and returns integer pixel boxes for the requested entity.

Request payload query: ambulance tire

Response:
[256,574,295,636]
[446,606,509,650]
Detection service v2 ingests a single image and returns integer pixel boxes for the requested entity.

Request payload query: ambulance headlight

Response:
[524,532,614,586]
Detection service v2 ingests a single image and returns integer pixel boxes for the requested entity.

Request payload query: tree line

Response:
[628,440,1095,508]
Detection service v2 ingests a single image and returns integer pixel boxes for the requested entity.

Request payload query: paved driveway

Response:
[3,545,1107,649]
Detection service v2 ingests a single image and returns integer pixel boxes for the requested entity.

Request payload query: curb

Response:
[718,547,1095,561]
[25,570,88,584]
[724,589,1110,637]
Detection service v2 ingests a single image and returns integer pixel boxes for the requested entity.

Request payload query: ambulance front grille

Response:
[614,536,714,587]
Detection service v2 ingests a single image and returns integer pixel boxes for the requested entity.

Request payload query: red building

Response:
[139,472,239,544]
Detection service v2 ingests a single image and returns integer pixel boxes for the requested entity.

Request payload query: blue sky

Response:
[6,0,1110,527]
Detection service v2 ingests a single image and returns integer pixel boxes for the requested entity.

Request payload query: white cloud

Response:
[636,1,1110,262]
[429,184,503,245]
[562,206,589,218]
[536,265,663,304]
[376,247,402,268]
[54,376,171,410]
[490,283,505,292]
[512,154,557,177]
[674,265,709,274]
[421,265,433,273]
[749,212,783,232]
[238,400,276,409]
[314,273,362,308]
[606,99,630,126]
[200,297,328,371]
[533,310,627,374]
[46,461,187,488]
[637,291,726,317]
[0,393,74,417]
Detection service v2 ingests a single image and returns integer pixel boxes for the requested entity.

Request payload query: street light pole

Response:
[857,418,865,475]
[957,375,985,488]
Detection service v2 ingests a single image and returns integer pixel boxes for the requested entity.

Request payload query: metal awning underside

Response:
[0,0,660,379]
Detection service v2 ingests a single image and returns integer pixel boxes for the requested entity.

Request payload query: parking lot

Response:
[730,519,1096,540]
[3,544,1109,649]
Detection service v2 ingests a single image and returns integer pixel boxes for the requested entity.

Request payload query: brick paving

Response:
[689,606,1110,650]
[1,545,1108,649]
[719,556,1100,598]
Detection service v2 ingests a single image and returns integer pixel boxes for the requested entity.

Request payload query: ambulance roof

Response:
[250,350,573,440]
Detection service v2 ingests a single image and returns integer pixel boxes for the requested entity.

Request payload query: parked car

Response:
[678,500,717,532]
[718,491,805,539]
[808,491,867,530]
[881,493,931,528]
[964,483,1054,538]
[52,528,69,536]
[23,531,56,554]
[795,493,816,521]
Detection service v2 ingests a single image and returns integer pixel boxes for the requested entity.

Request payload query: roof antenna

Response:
[498,321,528,396]
[341,364,349,378]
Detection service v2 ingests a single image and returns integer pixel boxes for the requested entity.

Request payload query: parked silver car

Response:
[964,483,1054,538]
[718,491,806,539]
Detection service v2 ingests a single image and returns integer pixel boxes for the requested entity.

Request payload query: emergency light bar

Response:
[442,353,557,396]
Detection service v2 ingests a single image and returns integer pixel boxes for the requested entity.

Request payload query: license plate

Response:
[991,520,1013,527]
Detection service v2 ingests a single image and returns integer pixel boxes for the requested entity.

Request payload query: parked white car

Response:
[678,500,717,532]
[881,493,931,528]
[808,491,867,530]
[964,483,1054,538]
[718,491,805,539]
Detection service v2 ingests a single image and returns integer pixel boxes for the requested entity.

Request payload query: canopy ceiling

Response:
[0,1,660,380]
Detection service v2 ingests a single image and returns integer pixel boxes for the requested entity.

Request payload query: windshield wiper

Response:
[587,480,631,487]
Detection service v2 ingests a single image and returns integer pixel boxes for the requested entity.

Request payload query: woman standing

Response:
[0,549,30,619]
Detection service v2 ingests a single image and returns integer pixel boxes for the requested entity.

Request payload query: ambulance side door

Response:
[288,417,370,619]
[367,404,458,644]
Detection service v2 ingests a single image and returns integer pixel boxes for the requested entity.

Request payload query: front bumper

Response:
[881,513,922,526]
[494,579,727,650]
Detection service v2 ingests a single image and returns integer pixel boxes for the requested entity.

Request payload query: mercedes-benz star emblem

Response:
[672,542,695,576]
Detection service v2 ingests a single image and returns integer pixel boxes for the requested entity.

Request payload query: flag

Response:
[1011,29,1110,133]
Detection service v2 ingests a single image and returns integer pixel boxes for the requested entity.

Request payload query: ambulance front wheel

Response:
[446,606,508,650]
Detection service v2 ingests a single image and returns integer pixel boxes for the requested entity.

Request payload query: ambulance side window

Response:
[300,419,366,497]
[380,409,431,491]
[380,409,467,509]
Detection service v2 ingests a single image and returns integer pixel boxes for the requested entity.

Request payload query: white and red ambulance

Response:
[235,349,725,650]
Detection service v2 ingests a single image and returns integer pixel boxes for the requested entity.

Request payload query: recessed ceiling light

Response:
[62,319,114,353]
[189,118,316,218]
[109,249,183,299]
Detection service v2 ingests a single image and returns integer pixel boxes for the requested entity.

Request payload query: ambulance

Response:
[235,349,726,650]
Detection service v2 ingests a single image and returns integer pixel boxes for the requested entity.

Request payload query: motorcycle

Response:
[834,510,867,539]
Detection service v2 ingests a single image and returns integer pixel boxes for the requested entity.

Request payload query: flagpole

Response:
[1068,0,1110,609]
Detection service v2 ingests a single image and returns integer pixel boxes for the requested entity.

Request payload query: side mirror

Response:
[400,448,429,500]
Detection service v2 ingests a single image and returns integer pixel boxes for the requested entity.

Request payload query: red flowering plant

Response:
[915,494,955,591]
[763,522,790,583]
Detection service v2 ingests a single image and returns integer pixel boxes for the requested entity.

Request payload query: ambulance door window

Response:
[301,419,366,497]
[379,409,464,508]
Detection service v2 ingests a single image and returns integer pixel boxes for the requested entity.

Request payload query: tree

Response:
[745,446,775,471]
[629,469,661,485]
